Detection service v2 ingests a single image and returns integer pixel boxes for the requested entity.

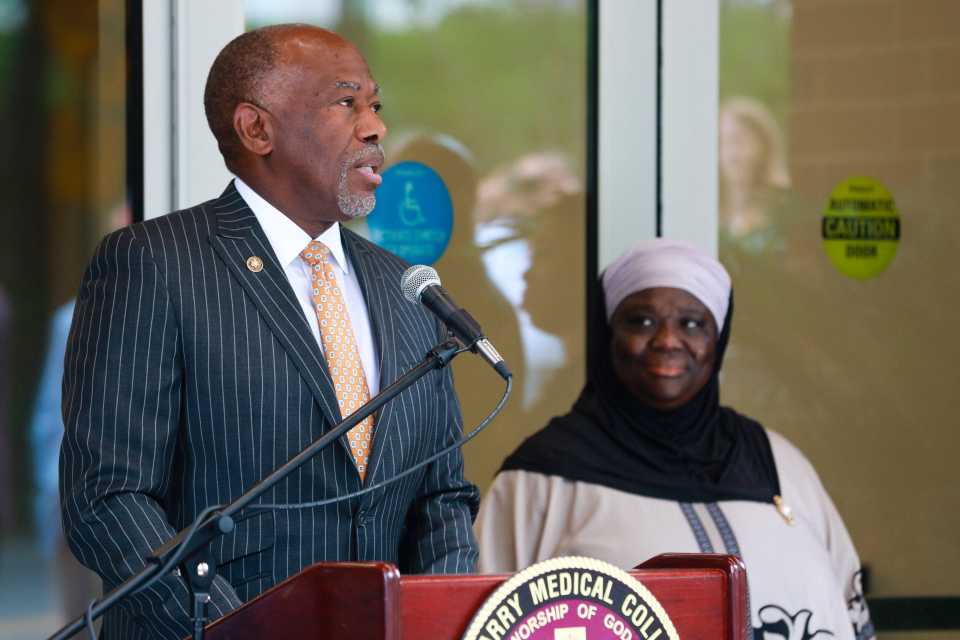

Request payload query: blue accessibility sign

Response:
[367,161,453,266]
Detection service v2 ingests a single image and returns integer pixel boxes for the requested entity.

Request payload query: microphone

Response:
[401,265,512,380]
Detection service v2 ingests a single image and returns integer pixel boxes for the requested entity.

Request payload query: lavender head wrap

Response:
[602,239,732,331]
[501,238,781,504]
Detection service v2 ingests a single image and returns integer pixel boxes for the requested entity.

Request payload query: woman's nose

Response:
[649,322,684,349]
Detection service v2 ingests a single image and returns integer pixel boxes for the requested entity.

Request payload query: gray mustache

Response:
[346,143,384,168]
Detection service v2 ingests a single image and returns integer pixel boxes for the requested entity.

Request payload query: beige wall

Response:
[791,0,960,199]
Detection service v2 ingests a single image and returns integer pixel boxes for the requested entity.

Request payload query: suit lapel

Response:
[341,229,396,391]
[207,184,343,429]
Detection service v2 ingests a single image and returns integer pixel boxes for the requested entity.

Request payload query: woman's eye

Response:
[640,318,653,327]
[682,319,700,329]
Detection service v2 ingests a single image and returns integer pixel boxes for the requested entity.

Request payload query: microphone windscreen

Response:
[400,265,441,304]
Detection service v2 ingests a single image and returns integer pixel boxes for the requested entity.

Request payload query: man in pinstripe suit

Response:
[60,25,480,639]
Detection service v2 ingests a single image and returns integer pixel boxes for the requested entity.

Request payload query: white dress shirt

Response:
[235,178,380,395]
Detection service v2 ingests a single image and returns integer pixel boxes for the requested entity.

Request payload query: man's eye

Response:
[337,98,353,107]
[682,319,701,329]
[372,103,382,113]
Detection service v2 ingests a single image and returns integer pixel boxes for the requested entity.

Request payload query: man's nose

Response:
[359,109,387,144]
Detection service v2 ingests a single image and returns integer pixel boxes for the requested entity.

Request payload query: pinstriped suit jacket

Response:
[60,183,480,640]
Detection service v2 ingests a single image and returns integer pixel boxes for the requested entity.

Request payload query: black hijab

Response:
[501,289,780,503]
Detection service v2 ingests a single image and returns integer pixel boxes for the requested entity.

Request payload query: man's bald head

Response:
[204,24,353,173]
[204,24,385,236]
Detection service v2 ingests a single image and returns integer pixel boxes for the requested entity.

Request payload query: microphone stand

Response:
[47,338,463,640]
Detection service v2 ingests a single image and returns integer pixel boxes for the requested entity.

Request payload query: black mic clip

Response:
[437,307,512,381]
[426,339,462,368]
[444,308,483,348]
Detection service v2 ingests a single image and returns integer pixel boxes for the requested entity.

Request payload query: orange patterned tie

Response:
[300,241,375,481]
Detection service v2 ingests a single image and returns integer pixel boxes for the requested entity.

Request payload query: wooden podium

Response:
[202,553,747,640]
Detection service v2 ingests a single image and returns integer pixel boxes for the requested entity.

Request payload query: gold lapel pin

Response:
[773,495,795,526]
[246,256,264,273]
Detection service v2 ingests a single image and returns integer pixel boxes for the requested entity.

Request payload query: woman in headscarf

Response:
[475,239,875,640]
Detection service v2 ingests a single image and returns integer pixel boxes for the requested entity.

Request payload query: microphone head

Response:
[401,265,441,304]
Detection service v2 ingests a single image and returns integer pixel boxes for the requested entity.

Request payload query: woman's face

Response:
[719,112,765,189]
[610,287,718,410]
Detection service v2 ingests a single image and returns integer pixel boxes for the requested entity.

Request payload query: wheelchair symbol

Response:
[399,181,426,227]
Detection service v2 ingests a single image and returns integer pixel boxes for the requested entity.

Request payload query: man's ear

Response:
[234,103,273,157]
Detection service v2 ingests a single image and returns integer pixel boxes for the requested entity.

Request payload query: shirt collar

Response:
[234,177,350,274]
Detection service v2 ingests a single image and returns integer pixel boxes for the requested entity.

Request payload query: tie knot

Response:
[301,241,330,264]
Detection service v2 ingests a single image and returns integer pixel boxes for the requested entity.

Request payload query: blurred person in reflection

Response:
[519,162,585,416]
[0,284,11,533]
[474,153,583,414]
[475,239,875,640]
[716,97,830,432]
[31,300,76,556]
[386,134,526,486]
[30,201,130,635]
[389,134,524,386]
[719,97,792,254]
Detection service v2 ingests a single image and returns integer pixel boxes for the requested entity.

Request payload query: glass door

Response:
[0,0,133,635]
[718,0,960,633]
[245,0,589,494]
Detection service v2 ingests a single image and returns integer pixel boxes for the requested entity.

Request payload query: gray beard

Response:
[337,144,383,218]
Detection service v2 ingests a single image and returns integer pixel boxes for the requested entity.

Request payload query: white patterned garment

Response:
[475,430,875,640]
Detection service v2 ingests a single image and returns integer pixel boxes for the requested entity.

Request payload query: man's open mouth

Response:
[353,155,384,186]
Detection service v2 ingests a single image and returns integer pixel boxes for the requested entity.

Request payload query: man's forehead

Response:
[275,31,376,86]
[290,47,380,94]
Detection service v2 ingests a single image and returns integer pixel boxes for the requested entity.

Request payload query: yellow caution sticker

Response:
[822,176,899,280]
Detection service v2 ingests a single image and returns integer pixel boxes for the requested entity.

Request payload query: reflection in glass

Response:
[0,0,130,634]
[719,0,960,601]
[476,153,583,408]
[719,96,791,252]
[247,0,587,492]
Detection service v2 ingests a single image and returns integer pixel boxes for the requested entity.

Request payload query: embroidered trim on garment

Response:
[704,503,755,640]
[679,503,715,553]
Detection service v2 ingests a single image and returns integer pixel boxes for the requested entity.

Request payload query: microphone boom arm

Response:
[47,339,462,640]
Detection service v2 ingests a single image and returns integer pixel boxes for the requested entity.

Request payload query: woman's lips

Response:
[646,363,687,377]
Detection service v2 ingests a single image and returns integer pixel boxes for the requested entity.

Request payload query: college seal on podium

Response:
[462,557,681,640]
